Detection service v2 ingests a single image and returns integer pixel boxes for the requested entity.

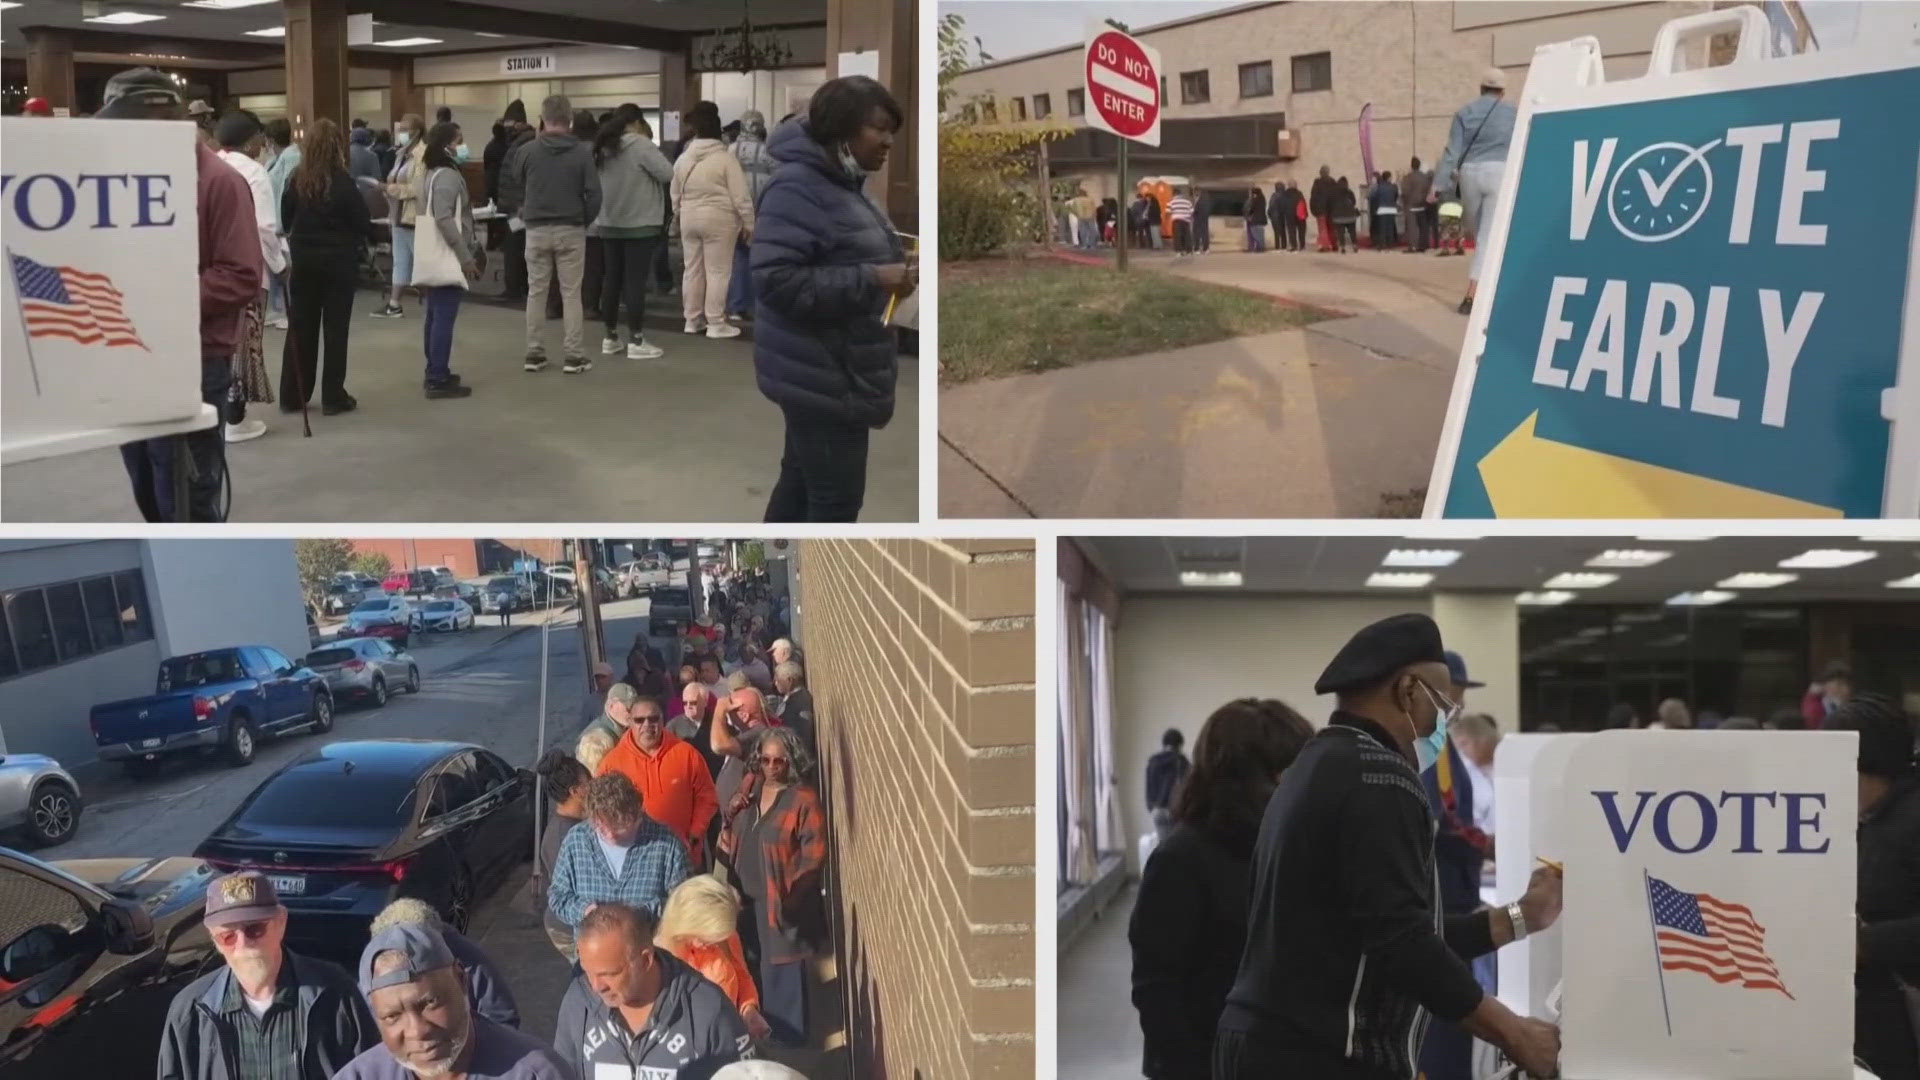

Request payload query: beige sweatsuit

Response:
[670,138,756,325]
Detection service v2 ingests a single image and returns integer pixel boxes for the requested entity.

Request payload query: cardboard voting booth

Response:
[2,118,212,465]
[1494,730,1860,1079]
[1428,8,1920,519]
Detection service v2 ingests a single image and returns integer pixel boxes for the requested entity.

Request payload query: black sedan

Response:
[193,740,535,961]
[0,849,217,1078]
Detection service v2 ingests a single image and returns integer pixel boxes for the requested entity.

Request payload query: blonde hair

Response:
[370,896,440,935]
[655,874,741,947]
[578,727,616,773]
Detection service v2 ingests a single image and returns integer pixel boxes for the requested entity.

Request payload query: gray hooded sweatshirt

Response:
[508,130,602,229]
[552,951,750,1079]
[595,131,674,239]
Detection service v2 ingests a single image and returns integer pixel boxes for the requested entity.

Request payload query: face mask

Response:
[1403,678,1463,771]
[837,142,868,183]
[453,144,471,164]
[396,132,412,148]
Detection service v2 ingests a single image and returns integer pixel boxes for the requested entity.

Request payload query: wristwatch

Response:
[1505,901,1529,941]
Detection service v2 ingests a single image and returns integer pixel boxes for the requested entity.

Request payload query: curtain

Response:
[1088,603,1124,854]
[1059,581,1097,886]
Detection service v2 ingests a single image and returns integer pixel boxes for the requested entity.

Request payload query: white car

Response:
[410,598,475,633]
[345,595,411,634]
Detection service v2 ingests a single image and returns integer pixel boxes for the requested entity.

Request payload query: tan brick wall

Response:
[796,539,1036,1079]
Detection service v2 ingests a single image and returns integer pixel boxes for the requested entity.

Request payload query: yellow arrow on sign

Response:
[1476,412,1843,518]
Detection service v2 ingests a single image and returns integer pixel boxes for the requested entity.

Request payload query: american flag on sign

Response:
[1646,873,1793,999]
[9,252,149,351]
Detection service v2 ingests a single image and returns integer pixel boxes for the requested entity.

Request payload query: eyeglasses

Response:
[212,920,273,945]
[756,755,789,766]
[632,714,665,726]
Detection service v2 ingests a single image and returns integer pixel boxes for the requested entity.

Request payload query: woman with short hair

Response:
[657,874,774,1041]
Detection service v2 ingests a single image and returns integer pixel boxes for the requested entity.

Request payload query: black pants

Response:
[281,246,357,405]
[1409,207,1435,251]
[582,235,604,320]
[1213,1024,1381,1080]
[764,407,870,523]
[503,228,528,300]
[601,236,660,338]
[1378,214,1399,248]
[121,357,230,522]
[653,234,675,291]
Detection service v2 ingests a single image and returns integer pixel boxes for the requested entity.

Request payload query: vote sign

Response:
[1431,55,1920,518]
[1560,732,1857,1078]
[1084,26,1161,147]
[2,118,203,463]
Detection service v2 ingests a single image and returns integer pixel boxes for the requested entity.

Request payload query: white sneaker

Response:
[224,418,267,443]
[627,341,664,360]
[705,324,742,340]
[266,315,288,330]
[683,319,705,334]
[601,336,622,355]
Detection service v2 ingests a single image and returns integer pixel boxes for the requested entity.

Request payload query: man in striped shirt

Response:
[549,771,691,943]
[1168,188,1196,257]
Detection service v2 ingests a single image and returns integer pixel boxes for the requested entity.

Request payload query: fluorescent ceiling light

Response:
[374,37,443,46]
[1668,590,1738,606]
[1888,573,1920,589]
[1366,572,1434,589]
[1382,549,1462,568]
[1716,572,1798,589]
[1637,535,1717,541]
[244,26,285,36]
[1778,548,1877,569]
[1586,549,1672,568]
[1517,591,1577,606]
[1544,572,1619,589]
[473,31,507,37]
[86,11,167,23]
[0,3,21,10]
[184,0,279,9]
[1178,570,1242,588]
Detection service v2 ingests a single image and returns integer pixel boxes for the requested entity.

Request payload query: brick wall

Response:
[795,539,1036,1078]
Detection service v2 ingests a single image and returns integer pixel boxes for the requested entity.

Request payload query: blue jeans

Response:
[390,225,415,298]
[1076,219,1098,248]
[422,285,462,382]
[1245,221,1265,251]
[726,239,752,316]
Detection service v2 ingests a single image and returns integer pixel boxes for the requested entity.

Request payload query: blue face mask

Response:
[396,132,412,148]
[1406,679,1462,772]
[453,144,471,164]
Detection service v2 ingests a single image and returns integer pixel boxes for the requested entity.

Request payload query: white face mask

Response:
[396,131,412,148]
[837,143,868,183]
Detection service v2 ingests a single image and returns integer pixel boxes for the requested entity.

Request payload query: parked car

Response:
[0,849,217,1078]
[482,576,533,614]
[434,581,484,611]
[618,560,670,598]
[646,585,694,636]
[193,740,535,957]
[347,594,411,635]
[89,647,334,778]
[322,582,365,615]
[411,598,474,633]
[304,638,420,708]
[0,755,81,848]
[382,569,440,597]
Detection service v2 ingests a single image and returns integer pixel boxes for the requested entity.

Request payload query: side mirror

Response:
[100,898,155,955]
[1,924,71,981]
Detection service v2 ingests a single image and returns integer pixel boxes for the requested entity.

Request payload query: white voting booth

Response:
[1,118,212,466]
[1492,731,1861,1079]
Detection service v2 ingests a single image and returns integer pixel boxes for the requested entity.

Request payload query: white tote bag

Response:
[411,167,469,289]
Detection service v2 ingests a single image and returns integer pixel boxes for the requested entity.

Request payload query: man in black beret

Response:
[1214,613,1564,1080]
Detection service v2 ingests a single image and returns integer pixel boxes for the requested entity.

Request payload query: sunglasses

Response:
[632,714,665,726]
[756,754,790,766]
[212,920,273,945]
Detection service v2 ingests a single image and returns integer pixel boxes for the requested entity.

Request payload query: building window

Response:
[1067,87,1084,116]
[1291,52,1332,93]
[1180,70,1210,104]
[1011,97,1027,121]
[1033,92,1052,119]
[981,97,997,122]
[0,570,153,682]
[1160,75,1168,103]
[1240,60,1275,98]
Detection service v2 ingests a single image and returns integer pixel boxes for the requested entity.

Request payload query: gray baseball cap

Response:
[358,921,457,995]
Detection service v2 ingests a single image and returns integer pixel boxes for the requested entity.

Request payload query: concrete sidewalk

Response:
[939,246,1473,518]
[3,289,919,522]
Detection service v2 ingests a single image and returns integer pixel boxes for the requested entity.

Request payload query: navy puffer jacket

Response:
[751,118,904,428]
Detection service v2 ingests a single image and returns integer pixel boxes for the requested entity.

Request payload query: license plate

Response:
[268,875,305,896]
[140,738,162,749]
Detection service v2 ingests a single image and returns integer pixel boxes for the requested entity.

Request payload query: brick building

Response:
[946,0,1728,208]
[794,539,1036,1078]
[346,538,568,580]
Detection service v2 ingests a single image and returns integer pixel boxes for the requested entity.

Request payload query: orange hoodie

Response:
[598,728,718,849]
[667,933,759,1014]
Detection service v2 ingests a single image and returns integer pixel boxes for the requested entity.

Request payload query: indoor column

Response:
[284,0,349,130]
[824,0,916,233]
[24,27,76,115]
[1430,591,1522,732]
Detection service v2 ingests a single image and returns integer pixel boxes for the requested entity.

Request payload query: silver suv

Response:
[303,637,420,709]
[0,753,82,848]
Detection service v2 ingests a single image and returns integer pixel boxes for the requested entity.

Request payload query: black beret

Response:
[1315,613,1445,695]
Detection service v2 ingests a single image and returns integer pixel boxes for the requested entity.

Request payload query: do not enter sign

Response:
[1084,26,1161,147]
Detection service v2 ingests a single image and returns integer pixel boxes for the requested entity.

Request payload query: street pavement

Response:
[940,244,1471,518]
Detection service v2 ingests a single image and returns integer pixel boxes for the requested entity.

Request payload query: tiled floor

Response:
[1059,883,1145,1079]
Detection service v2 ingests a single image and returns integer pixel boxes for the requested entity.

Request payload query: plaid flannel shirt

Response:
[738,783,827,943]
[547,817,690,929]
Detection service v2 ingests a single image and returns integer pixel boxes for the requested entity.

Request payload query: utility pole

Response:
[1116,137,1130,271]
[575,538,604,689]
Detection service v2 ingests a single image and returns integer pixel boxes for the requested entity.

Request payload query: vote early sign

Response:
[1084,26,1161,147]
[1429,42,1920,518]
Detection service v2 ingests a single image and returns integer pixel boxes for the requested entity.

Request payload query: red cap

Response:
[22,98,53,116]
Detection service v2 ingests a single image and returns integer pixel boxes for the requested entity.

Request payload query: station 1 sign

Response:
[1084,26,1160,147]
[1429,40,1920,518]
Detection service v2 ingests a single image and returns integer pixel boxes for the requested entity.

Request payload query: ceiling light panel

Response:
[1778,549,1877,569]
[244,26,285,36]
[1888,573,1920,589]
[1668,590,1738,606]
[1517,591,1577,606]
[1716,572,1798,589]
[1544,572,1619,589]
[1585,549,1672,568]
[1366,572,1434,589]
[184,0,280,9]
[1179,571,1243,588]
[86,11,167,23]
[375,37,443,47]
[1382,549,1462,568]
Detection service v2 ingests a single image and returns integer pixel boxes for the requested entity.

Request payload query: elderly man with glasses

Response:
[159,872,375,1080]
[599,693,719,867]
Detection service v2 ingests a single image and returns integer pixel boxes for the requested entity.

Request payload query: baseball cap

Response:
[607,683,640,707]
[97,68,184,118]
[1480,67,1508,91]
[22,97,52,116]
[1444,650,1486,690]
[592,661,615,678]
[203,871,286,927]
[186,99,214,117]
[359,921,458,995]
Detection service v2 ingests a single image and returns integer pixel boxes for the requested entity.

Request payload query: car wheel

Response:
[442,864,475,934]
[26,781,81,847]
[225,718,257,766]
[371,676,388,707]
[123,757,161,780]
[309,693,334,733]
[406,666,420,693]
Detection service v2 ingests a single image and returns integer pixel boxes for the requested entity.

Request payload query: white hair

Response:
[370,897,441,935]
[774,661,803,683]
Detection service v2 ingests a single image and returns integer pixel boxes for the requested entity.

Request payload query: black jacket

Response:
[1145,749,1189,812]
[1330,185,1360,223]
[280,170,373,257]
[1220,712,1492,1080]
[1245,190,1266,225]
[1131,820,1257,1079]
[157,950,375,1080]
[483,132,511,203]
[1858,774,1920,1080]
[1308,176,1336,217]
[1267,188,1288,227]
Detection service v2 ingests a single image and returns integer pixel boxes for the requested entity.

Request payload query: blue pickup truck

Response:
[90,646,335,779]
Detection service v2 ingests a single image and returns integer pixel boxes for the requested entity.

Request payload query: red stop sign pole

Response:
[1084,25,1160,272]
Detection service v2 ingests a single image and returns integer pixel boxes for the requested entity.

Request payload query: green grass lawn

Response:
[938,256,1330,385]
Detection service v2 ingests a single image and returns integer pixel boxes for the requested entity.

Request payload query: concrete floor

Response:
[2,290,919,522]
[1059,884,1144,1079]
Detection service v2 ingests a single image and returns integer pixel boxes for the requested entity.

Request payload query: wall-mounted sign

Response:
[501,52,557,76]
